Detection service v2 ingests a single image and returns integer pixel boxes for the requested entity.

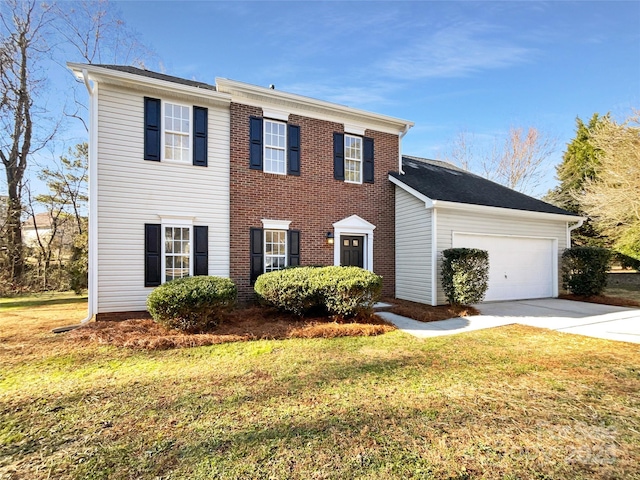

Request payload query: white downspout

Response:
[566,218,585,249]
[398,124,411,174]
[53,68,98,333]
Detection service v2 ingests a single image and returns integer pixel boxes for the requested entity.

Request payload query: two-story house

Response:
[68,63,414,316]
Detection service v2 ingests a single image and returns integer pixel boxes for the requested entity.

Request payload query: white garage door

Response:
[452,233,556,302]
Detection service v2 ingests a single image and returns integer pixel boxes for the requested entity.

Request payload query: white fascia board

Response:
[67,63,232,106]
[432,199,586,223]
[389,175,434,208]
[216,77,414,135]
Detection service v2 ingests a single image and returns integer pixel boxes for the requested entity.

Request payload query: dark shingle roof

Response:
[390,156,576,217]
[93,64,216,91]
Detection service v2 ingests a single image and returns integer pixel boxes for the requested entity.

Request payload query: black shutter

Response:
[193,106,208,167]
[333,132,344,180]
[288,230,300,267]
[193,225,208,276]
[145,224,161,287]
[249,117,263,170]
[363,137,374,183]
[287,124,300,176]
[144,97,161,161]
[250,227,264,285]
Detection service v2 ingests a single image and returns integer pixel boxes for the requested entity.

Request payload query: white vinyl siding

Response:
[95,84,230,313]
[395,187,432,303]
[435,209,568,305]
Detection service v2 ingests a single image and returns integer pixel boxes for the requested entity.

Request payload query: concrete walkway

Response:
[377,298,640,344]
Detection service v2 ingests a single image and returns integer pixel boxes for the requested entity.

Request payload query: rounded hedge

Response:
[441,248,489,305]
[562,247,611,296]
[254,266,382,317]
[146,276,237,333]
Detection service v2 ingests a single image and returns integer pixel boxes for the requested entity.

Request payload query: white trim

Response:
[262,108,290,122]
[68,63,232,106]
[452,231,559,299]
[344,134,363,184]
[87,71,99,318]
[332,215,375,271]
[161,100,192,163]
[216,77,414,135]
[261,219,291,230]
[344,123,366,136]
[161,224,194,283]
[431,209,438,306]
[263,119,287,175]
[391,175,584,222]
[390,175,434,208]
[159,215,194,226]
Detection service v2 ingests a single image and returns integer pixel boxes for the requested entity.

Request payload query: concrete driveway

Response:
[378,298,640,344]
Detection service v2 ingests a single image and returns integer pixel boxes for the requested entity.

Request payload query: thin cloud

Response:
[379,22,535,79]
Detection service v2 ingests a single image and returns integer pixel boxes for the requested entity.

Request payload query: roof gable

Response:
[390,156,577,217]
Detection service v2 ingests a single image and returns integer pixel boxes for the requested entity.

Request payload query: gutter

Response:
[398,124,411,174]
[53,68,98,333]
[566,218,586,249]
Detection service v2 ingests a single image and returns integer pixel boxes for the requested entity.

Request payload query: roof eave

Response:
[67,62,232,103]
[390,174,585,222]
[217,77,414,134]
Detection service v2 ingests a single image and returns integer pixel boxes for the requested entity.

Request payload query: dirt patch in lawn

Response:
[379,297,479,322]
[559,293,640,308]
[68,306,396,350]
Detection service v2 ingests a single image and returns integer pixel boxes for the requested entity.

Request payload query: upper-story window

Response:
[264,120,287,175]
[249,117,300,176]
[144,97,208,167]
[344,135,363,184]
[333,132,375,184]
[164,103,191,162]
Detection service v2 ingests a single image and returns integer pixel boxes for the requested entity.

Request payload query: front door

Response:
[340,235,364,268]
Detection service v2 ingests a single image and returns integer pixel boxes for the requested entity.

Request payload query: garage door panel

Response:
[452,234,555,302]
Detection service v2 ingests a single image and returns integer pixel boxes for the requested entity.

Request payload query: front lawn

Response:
[1,295,639,479]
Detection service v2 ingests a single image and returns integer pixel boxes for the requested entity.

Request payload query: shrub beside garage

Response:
[441,248,489,305]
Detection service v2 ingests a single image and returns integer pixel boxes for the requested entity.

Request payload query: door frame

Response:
[340,234,365,268]
[332,214,375,272]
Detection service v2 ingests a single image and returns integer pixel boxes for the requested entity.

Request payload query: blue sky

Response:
[112,0,639,196]
[8,1,639,200]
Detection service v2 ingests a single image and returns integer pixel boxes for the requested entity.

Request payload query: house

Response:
[390,156,584,305]
[67,63,414,317]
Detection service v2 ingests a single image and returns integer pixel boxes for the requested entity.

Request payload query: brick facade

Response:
[230,102,398,302]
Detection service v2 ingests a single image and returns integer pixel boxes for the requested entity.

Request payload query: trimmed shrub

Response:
[562,247,612,296]
[147,276,237,333]
[441,248,489,305]
[254,266,382,317]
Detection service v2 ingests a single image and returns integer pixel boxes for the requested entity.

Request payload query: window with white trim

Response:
[164,102,190,162]
[344,134,362,183]
[163,225,192,281]
[264,120,286,174]
[264,229,287,272]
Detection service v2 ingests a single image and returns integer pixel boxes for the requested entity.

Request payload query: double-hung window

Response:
[344,135,363,183]
[164,103,191,162]
[264,120,286,175]
[264,230,287,272]
[163,225,192,282]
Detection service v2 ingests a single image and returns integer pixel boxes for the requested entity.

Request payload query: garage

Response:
[453,233,556,302]
[391,156,585,306]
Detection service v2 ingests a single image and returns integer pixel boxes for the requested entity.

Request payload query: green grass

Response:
[1,294,639,479]
[0,291,87,310]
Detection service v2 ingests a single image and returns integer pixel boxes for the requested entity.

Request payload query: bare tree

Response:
[0,0,55,284]
[445,126,556,196]
[579,111,640,259]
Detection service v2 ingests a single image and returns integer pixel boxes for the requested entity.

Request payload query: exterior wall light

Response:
[326,232,334,245]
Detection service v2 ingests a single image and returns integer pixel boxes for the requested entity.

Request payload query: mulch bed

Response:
[559,293,640,308]
[68,306,396,350]
[379,297,479,322]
